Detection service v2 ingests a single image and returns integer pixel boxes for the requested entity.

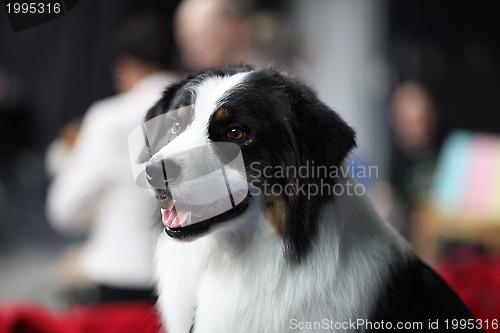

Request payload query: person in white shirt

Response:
[46,12,177,303]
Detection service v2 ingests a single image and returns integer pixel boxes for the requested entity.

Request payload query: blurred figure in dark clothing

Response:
[387,80,440,237]
[390,81,439,206]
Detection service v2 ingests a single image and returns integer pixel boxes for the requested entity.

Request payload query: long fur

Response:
[144,66,482,333]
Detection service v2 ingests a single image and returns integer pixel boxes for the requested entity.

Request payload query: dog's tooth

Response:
[160,199,176,210]
[165,199,176,210]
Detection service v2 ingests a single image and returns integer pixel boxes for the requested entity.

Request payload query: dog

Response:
[139,65,483,332]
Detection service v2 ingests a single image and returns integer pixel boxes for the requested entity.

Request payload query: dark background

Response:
[0,0,499,250]
[0,0,182,249]
[388,0,500,136]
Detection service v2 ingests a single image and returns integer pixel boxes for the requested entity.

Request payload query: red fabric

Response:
[436,246,500,333]
[0,301,163,333]
[4,256,498,333]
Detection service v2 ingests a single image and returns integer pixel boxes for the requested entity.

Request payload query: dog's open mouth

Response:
[159,194,251,239]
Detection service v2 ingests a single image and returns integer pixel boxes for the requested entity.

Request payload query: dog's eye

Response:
[226,127,246,140]
[171,121,181,135]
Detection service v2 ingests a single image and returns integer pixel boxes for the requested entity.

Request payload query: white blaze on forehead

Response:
[192,72,249,126]
[156,72,249,158]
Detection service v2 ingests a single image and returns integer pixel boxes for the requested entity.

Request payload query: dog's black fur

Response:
[146,66,484,332]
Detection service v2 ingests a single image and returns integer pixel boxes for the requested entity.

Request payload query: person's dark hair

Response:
[113,11,175,69]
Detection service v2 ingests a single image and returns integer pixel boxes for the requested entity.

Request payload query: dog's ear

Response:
[287,78,356,168]
[273,74,356,262]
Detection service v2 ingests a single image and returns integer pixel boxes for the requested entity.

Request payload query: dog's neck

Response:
[207,194,283,267]
[204,174,409,269]
[154,175,411,332]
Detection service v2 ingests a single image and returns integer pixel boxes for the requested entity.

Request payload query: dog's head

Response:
[137,65,355,260]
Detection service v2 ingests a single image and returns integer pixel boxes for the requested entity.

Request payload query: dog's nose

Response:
[145,158,181,188]
[163,159,181,182]
[145,159,166,189]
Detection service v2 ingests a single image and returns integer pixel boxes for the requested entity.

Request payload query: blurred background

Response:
[0,0,499,328]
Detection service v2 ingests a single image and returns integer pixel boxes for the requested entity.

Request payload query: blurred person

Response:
[391,81,438,157]
[45,118,82,178]
[175,0,252,71]
[380,80,440,238]
[45,12,178,303]
[174,0,293,71]
[390,80,439,209]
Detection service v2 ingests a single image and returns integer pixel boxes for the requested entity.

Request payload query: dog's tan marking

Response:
[176,104,186,118]
[265,194,287,238]
[214,107,231,121]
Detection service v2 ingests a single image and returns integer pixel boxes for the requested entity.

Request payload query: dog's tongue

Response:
[161,208,191,228]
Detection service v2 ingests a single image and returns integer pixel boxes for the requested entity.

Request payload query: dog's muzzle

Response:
[128,114,250,239]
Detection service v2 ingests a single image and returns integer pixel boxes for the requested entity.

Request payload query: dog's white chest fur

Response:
[155,182,405,333]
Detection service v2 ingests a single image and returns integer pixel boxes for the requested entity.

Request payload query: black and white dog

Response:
[141,66,482,332]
